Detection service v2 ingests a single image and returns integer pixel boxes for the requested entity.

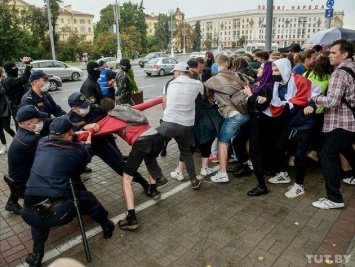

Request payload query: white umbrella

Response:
[306,27,355,45]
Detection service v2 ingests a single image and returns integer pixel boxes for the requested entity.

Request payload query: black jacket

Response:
[80,75,103,105]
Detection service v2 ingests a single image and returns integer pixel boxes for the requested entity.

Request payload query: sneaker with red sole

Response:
[208,154,219,163]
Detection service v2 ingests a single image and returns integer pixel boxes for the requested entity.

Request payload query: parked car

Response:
[143,57,178,77]
[190,51,205,59]
[30,60,83,81]
[18,67,63,91]
[138,52,167,68]
[96,57,120,69]
[234,48,246,54]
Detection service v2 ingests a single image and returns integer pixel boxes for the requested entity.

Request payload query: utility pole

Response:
[169,9,175,57]
[114,0,122,60]
[265,0,273,51]
[182,19,186,54]
[46,0,56,60]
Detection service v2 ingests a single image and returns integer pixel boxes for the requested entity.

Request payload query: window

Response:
[74,19,77,23]
[162,59,169,64]
[87,19,90,24]
[74,27,78,32]
[67,19,70,24]
[80,19,85,24]
[88,27,91,32]
[81,27,85,33]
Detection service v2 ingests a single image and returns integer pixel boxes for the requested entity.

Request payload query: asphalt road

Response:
[50,54,191,112]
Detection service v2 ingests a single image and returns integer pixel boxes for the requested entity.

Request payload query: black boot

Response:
[5,193,22,215]
[101,219,115,239]
[233,164,252,178]
[247,186,268,197]
[25,253,43,267]
[145,185,161,200]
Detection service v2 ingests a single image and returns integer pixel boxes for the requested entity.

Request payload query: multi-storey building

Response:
[186,4,344,49]
[6,1,94,42]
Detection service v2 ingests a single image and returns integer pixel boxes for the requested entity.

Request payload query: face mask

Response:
[41,82,50,92]
[272,74,283,82]
[79,105,90,115]
[33,121,44,132]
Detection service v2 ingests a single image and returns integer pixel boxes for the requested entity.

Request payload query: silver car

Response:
[31,60,83,81]
[96,57,120,69]
[18,67,63,91]
[143,57,178,77]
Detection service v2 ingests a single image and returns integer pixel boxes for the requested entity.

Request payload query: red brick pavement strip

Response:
[306,192,355,267]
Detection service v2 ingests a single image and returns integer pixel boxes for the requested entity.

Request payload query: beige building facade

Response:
[7,1,94,42]
[186,4,344,49]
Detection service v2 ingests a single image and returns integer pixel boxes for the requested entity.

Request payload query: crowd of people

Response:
[0,38,354,267]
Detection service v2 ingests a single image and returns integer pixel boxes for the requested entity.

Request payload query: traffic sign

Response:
[325,8,334,18]
[326,0,334,8]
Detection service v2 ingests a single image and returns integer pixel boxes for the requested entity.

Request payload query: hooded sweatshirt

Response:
[80,62,103,104]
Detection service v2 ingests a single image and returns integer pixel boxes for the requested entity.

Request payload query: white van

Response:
[244,43,279,53]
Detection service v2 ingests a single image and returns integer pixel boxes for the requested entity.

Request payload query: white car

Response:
[96,57,120,69]
[190,51,205,59]
[31,60,83,81]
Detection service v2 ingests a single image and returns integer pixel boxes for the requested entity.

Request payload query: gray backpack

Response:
[108,104,149,125]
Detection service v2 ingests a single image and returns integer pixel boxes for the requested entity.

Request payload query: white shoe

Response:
[285,184,305,198]
[170,169,184,181]
[342,176,355,185]
[210,171,229,183]
[200,167,213,176]
[0,146,6,155]
[307,150,319,162]
[288,156,295,167]
[268,173,291,184]
[247,159,253,171]
[312,198,344,209]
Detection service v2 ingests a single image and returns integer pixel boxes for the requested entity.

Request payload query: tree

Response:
[192,21,202,51]
[238,36,246,46]
[204,40,212,50]
[153,14,170,51]
[94,4,115,37]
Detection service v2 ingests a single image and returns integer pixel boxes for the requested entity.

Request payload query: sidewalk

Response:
[0,104,354,267]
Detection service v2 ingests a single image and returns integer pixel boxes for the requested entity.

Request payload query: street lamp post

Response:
[114,0,122,61]
[182,20,186,54]
[265,0,274,51]
[169,9,175,57]
[46,0,56,60]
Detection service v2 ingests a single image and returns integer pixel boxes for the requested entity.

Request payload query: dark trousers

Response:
[249,113,268,188]
[178,136,215,161]
[0,115,15,144]
[310,113,325,152]
[231,121,250,164]
[22,191,109,254]
[321,128,355,203]
[274,127,311,185]
[92,137,148,188]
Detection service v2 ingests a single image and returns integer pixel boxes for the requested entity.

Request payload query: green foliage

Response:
[192,21,202,51]
[127,68,138,93]
[153,14,170,51]
[232,41,237,49]
[204,40,212,50]
[94,4,115,37]
[238,36,246,46]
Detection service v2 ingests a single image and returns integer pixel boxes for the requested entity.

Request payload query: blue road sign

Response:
[326,0,334,8]
[325,8,334,18]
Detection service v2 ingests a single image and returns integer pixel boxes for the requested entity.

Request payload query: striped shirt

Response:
[312,59,355,133]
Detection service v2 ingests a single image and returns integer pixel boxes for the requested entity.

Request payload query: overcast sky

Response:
[25,0,354,29]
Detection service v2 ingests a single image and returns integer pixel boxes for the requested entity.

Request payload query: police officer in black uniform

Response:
[21,116,114,267]
[5,105,49,214]
[21,70,66,135]
[66,92,153,196]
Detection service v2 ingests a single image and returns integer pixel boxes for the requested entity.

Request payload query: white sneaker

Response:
[285,184,305,198]
[268,173,291,184]
[0,146,6,155]
[288,156,295,167]
[210,171,229,183]
[312,198,344,209]
[342,176,355,185]
[200,167,213,176]
[307,150,319,162]
[247,159,253,171]
[170,169,184,181]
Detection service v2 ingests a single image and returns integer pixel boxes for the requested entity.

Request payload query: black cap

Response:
[49,116,74,135]
[187,59,198,68]
[30,70,52,82]
[287,43,303,52]
[68,92,91,108]
[16,105,48,123]
[312,44,323,52]
[98,60,106,67]
[120,58,130,67]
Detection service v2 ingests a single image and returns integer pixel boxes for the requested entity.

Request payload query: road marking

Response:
[16,165,220,266]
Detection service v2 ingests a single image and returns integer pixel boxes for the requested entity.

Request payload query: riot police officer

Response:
[5,105,48,214]
[21,116,114,267]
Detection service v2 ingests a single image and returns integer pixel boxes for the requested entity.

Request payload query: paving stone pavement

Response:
[0,104,355,267]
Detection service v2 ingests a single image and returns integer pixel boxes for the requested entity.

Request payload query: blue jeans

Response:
[321,128,355,203]
[218,113,249,145]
